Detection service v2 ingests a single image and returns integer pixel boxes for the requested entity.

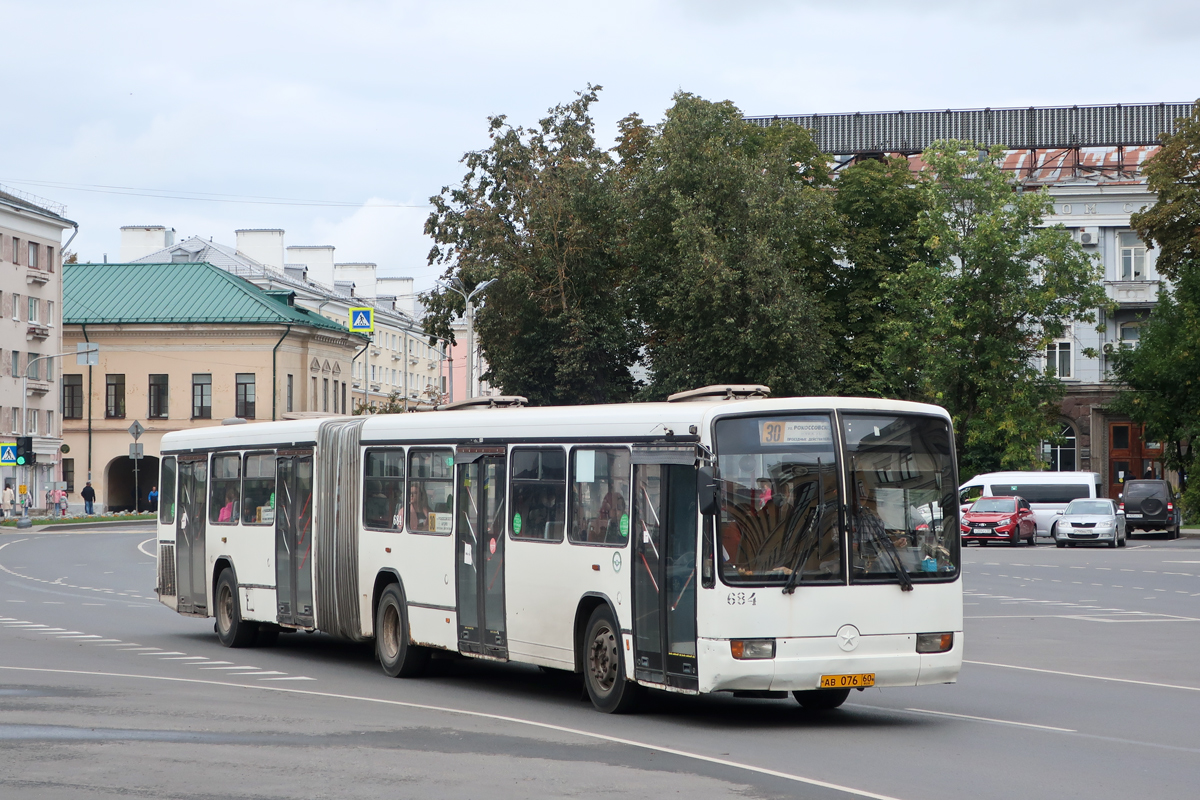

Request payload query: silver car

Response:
[1054,498,1127,548]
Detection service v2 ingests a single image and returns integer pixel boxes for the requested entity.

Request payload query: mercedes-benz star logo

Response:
[836,624,861,652]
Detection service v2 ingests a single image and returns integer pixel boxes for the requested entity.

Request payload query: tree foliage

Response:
[1111,100,1200,504]
[423,86,638,405]
[886,142,1106,476]
[619,94,838,399]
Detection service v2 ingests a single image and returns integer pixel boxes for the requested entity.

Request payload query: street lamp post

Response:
[436,278,496,399]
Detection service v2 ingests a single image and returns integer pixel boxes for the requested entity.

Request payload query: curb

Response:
[1,519,156,533]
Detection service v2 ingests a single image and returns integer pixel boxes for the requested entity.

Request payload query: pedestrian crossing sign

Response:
[348,307,374,333]
[0,443,14,466]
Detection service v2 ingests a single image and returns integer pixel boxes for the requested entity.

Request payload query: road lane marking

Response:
[902,708,1075,732]
[261,676,317,681]
[140,651,185,656]
[159,656,209,661]
[137,538,156,558]
[0,664,910,800]
[967,660,1200,692]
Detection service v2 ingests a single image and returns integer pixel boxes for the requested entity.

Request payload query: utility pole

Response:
[22,348,87,518]
[436,278,495,399]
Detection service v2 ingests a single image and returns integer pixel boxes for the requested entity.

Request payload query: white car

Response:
[1054,498,1127,548]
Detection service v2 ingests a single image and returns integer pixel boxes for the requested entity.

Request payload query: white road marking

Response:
[903,707,1075,732]
[0,664,909,800]
[261,676,316,681]
[160,656,209,661]
[57,634,103,639]
[967,660,1200,692]
[137,538,156,558]
[198,665,261,670]
[141,651,185,656]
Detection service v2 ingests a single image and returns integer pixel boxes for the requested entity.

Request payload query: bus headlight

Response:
[730,639,776,659]
[916,632,954,653]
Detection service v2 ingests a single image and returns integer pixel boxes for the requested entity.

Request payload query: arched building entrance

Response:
[106,455,160,513]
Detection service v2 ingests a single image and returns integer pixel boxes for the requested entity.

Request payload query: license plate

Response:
[820,673,875,689]
[1126,513,1142,518]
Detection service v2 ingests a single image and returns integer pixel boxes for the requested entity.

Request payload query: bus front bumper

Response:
[697,634,962,694]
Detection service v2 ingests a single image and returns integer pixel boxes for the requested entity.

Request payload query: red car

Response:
[960,496,1037,546]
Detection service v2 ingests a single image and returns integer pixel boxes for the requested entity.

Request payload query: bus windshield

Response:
[843,414,959,583]
[715,414,841,585]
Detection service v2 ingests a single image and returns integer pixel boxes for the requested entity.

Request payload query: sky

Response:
[4,0,1198,293]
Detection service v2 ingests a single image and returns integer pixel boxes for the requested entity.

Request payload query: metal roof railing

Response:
[0,183,67,217]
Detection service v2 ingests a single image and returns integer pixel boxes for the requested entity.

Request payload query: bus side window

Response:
[364,448,404,530]
[408,449,453,534]
[511,448,566,542]
[160,456,177,525]
[210,453,241,525]
[567,447,631,546]
[242,452,277,525]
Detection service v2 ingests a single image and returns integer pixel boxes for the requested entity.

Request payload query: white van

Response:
[959,471,1103,538]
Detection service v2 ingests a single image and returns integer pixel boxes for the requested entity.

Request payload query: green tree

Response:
[887,142,1107,476]
[1110,100,1200,507]
[828,156,931,398]
[423,86,638,405]
[619,93,839,399]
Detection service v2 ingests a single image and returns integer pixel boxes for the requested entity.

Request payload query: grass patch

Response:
[0,513,156,527]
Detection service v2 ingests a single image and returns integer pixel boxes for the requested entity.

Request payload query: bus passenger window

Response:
[242,453,276,525]
[408,449,453,534]
[511,448,566,542]
[568,448,631,546]
[364,449,404,530]
[209,454,241,525]
[160,456,177,525]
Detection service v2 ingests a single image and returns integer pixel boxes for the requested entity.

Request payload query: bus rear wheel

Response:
[376,585,428,678]
[583,606,639,714]
[793,688,851,711]
[215,569,256,648]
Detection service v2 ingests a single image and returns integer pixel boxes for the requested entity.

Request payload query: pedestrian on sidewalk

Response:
[58,490,69,518]
[81,481,96,515]
[2,483,13,518]
[148,485,159,514]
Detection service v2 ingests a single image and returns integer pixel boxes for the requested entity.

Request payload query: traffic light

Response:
[15,437,35,466]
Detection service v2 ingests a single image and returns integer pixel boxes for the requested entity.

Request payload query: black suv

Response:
[1121,480,1181,538]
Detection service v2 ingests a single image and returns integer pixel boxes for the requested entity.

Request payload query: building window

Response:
[286,374,294,413]
[105,374,125,418]
[1119,232,1146,280]
[11,406,20,434]
[323,378,329,412]
[342,383,347,415]
[332,380,339,413]
[27,408,37,435]
[1046,341,1072,379]
[47,300,54,326]
[192,374,212,419]
[235,373,256,419]
[46,410,53,437]
[27,297,38,323]
[27,355,39,380]
[149,374,169,418]
[63,458,75,492]
[12,238,20,266]
[47,246,54,272]
[28,242,38,269]
[1120,323,1140,343]
[11,293,19,320]
[11,351,18,377]
[311,376,317,411]
[63,375,83,419]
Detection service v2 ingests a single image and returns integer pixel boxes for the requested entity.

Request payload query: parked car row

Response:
[959,471,1181,549]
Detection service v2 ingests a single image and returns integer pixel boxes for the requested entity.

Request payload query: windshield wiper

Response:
[851,457,914,592]
[783,459,824,595]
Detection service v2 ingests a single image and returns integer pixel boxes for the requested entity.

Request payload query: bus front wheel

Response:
[583,606,639,714]
[215,569,256,648]
[375,584,428,678]
[793,688,851,711]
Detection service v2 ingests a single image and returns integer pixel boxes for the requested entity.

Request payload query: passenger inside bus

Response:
[217,487,239,523]
[408,483,431,530]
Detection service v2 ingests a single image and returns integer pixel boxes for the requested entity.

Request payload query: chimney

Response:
[236,229,285,269]
[286,245,335,287]
[119,226,175,261]
[334,263,378,298]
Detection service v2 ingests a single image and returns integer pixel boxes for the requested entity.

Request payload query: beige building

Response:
[0,186,76,510]
[62,261,365,512]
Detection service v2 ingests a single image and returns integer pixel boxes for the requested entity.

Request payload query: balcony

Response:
[25,268,49,286]
[25,379,51,395]
[1104,280,1159,308]
[26,325,50,341]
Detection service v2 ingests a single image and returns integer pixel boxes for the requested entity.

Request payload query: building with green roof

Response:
[62,261,366,512]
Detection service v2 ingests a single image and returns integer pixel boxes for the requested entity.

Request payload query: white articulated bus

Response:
[155,387,963,712]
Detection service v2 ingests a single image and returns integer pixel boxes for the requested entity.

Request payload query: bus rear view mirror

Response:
[697,466,719,516]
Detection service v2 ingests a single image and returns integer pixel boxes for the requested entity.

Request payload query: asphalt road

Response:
[2,525,1199,800]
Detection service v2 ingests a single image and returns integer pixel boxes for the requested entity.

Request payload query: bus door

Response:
[175,454,208,615]
[632,453,699,690]
[455,448,508,658]
[275,450,315,628]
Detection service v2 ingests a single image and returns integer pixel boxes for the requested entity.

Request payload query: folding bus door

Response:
[455,448,508,658]
[631,447,699,691]
[276,450,315,628]
[175,454,208,615]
